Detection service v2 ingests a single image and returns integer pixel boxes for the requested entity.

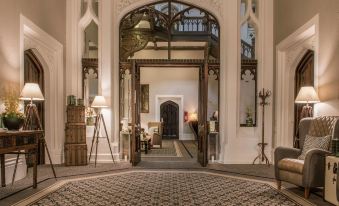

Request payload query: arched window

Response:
[240,0,259,127]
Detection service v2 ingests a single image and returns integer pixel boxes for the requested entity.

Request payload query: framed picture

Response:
[141,84,149,113]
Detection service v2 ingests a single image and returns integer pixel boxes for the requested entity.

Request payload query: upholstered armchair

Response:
[275,116,339,198]
[148,122,163,148]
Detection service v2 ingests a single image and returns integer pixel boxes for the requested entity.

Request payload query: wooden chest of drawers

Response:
[66,106,85,123]
[65,124,86,144]
[64,105,88,166]
[64,144,87,166]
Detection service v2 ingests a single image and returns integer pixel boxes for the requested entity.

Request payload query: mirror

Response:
[120,67,132,132]
[82,21,98,106]
[83,59,98,106]
[240,21,257,127]
[208,67,219,132]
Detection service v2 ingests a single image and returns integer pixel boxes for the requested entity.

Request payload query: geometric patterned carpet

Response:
[14,171,314,206]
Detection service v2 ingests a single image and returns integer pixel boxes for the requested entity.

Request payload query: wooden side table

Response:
[0,130,42,188]
[325,155,339,205]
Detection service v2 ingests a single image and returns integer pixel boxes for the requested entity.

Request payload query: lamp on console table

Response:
[295,86,320,118]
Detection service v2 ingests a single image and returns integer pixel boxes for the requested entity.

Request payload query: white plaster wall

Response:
[140,67,199,140]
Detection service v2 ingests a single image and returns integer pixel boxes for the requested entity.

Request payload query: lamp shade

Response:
[188,112,198,121]
[91,96,108,108]
[295,86,320,104]
[19,83,44,101]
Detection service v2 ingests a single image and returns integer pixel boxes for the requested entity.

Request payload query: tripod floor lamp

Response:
[294,86,320,148]
[295,86,320,118]
[12,83,57,184]
[88,96,115,167]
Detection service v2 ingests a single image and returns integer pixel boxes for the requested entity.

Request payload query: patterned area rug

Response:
[14,171,314,206]
[141,140,183,157]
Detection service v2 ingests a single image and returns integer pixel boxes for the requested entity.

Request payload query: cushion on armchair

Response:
[298,135,331,160]
[278,158,304,174]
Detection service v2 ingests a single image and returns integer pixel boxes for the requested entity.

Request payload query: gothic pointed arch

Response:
[119,0,220,60]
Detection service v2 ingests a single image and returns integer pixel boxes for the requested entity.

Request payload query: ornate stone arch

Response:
[116,0,223,23]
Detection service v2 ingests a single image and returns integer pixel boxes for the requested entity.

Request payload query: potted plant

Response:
[1,90,25,130]
[85,107,96,126]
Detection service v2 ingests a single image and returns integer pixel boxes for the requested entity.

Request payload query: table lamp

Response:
[20,83,44,103]
[89,96,115,166]
[295,86,320,118]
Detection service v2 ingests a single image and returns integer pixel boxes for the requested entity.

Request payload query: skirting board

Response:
[88,153,120,163]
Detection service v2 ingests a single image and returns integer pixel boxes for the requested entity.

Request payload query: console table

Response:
[0,130,43,188]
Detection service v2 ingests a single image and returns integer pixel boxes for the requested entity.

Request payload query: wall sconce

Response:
[295,86,320,118]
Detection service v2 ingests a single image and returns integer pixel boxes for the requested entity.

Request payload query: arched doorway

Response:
[161,101,179,139]
[119,0,220,167]
[294,50,314,147]
[24,49,45,164]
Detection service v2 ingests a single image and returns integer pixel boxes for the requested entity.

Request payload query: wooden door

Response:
[160,101,179,139]
[24,49,45,164]
[294,50,314,147]
[198,63,208,167]
[131,61,141,165]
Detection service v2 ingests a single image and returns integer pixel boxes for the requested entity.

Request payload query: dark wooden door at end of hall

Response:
[160,101,179,139]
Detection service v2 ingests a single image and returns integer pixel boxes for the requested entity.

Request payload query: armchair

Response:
[148,122,163,148]
[275,116,339,198]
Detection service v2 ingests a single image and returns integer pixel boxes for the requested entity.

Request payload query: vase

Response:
[3,116,24,130]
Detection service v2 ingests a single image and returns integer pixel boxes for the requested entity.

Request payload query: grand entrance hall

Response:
[0,0,339,205]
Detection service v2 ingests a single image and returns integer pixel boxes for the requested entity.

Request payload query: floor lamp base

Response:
[88,112,115,167]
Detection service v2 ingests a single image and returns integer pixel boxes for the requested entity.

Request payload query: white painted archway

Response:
[275,14,319,148]
[20,15,64,164]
